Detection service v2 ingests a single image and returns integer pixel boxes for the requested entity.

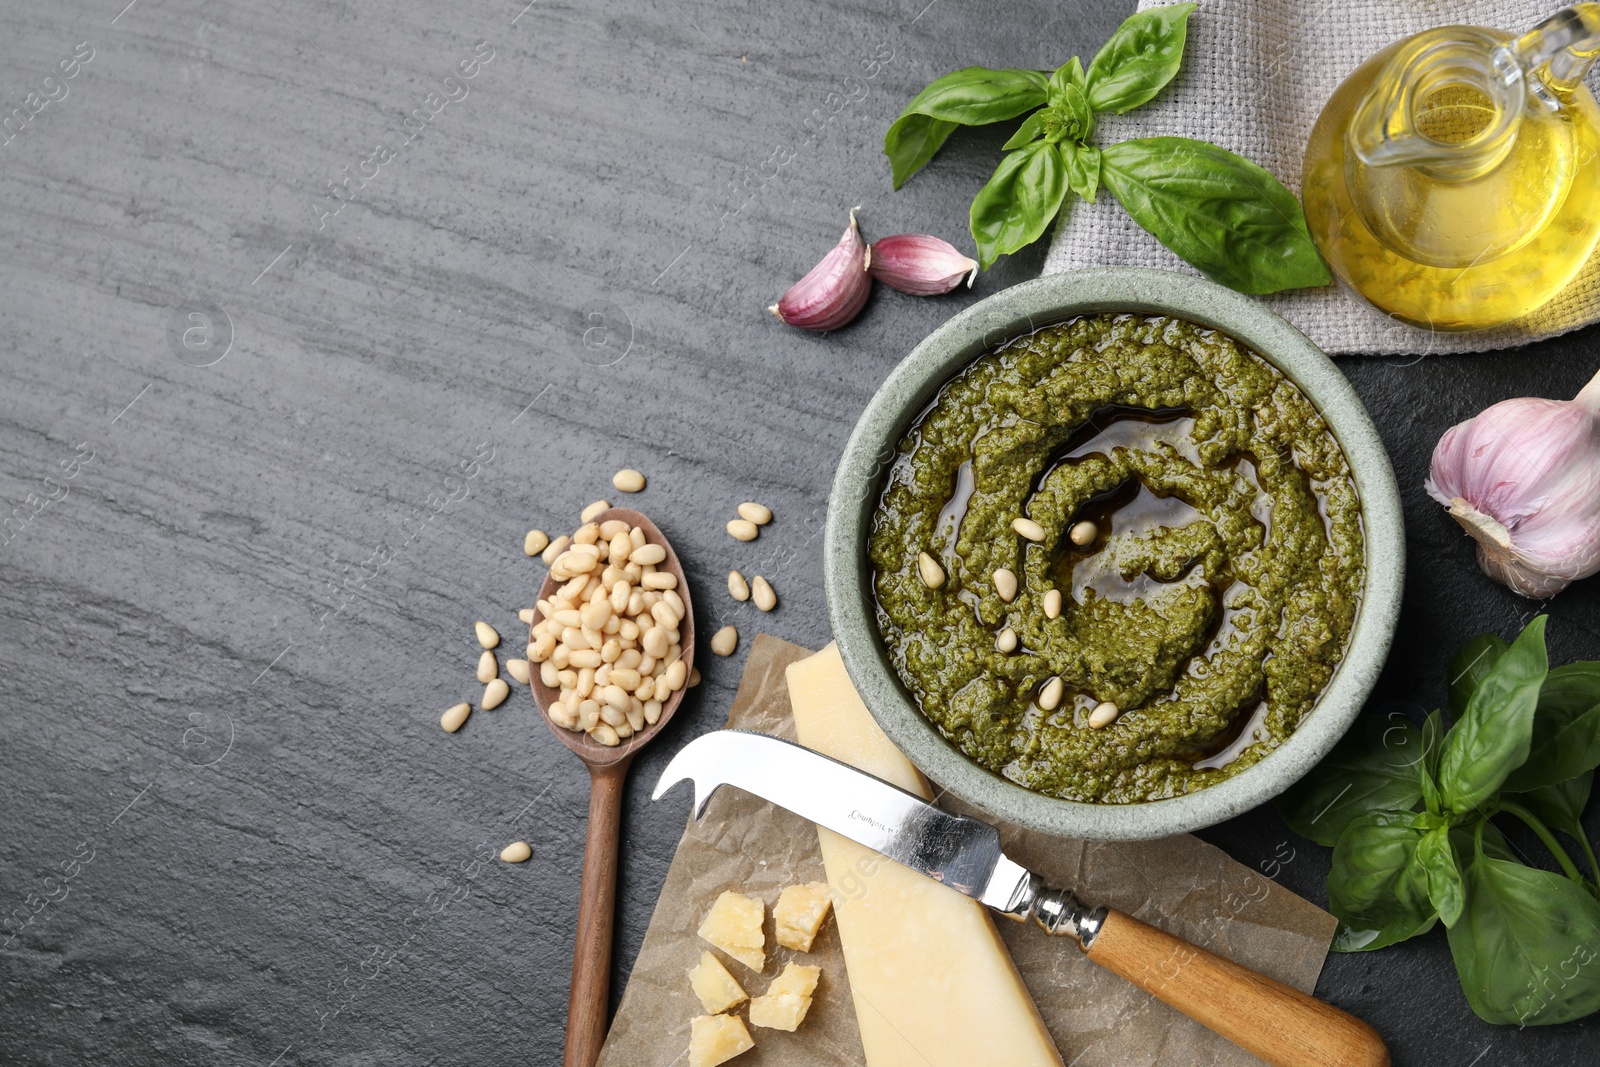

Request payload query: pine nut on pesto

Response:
[868,314,1364,803]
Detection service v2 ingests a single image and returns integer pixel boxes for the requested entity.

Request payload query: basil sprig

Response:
[884,3,1331,293]
[1279,616,1600,1026]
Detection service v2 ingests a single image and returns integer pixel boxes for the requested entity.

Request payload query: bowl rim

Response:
[823,267,1404,841]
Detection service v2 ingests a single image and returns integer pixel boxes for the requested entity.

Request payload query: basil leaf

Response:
[897,66,1049,125]
[1447,846,1600,1025]
[1503,662,1600,793]
[884,114,961,190]
[1328,810,1437,952]
[1048,55,1087,99]
[1449,632,1510,717]
[1062,141,1101,204]
[1099,137,1331,294]
[1085,3,1197,114]
[1001,110,1050,151]
[969,140,1068,270]
[1277,716,1426,847]
[884,67,1049,188]
[1418,825,1465,926]
[1439,615,1549,813]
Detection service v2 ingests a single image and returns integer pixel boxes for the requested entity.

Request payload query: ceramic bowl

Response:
[824,267,1404,841]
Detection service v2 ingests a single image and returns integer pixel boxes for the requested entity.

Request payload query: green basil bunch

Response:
[1279,616,1600,1026]
[885,4,1331,294]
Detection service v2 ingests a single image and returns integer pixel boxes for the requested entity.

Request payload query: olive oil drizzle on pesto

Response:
[870,315,1365,804]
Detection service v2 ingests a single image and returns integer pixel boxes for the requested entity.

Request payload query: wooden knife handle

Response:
[563,759,630,1067]
[1082,908,1390,1067]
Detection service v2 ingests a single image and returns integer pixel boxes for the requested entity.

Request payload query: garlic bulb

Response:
[769,209,871,331]
[868,234,978,295]
[1424,369,1600,597]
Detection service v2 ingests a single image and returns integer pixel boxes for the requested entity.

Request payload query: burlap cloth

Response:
[1043,0,1600,354]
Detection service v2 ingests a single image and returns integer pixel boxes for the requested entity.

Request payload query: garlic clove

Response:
[769,208,872,331]
[867,234,979,295]
[1424,369,1600,598]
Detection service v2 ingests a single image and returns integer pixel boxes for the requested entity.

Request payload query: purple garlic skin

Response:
[769,209,871,331]
[1424,370,1600,598]
[868,234,979,296]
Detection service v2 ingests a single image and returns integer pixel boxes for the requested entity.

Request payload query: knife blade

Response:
[652,728,1392,1067]
[651,728,1100,939]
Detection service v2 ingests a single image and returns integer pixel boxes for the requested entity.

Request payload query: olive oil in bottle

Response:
[1302,13,1600,331]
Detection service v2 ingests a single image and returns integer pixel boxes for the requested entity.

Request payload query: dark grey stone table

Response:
[2,0,1596,1063]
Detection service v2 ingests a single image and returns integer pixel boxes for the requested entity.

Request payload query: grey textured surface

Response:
[825,267,1406,842]
[0,1,1596,1064]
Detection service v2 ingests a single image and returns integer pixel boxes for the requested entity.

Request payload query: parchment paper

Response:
[598,635,1339,1067]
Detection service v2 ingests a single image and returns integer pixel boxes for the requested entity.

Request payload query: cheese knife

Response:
[653,729,1390,1067]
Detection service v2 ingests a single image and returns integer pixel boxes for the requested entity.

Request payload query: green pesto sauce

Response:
[869,315,1365,804]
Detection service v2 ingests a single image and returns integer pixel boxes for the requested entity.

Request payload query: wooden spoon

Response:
[529,507,695,1067]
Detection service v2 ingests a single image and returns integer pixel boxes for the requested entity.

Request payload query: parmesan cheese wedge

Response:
[786,642,1065,1067]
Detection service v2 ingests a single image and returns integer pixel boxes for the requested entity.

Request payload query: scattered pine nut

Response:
[581,500,612,523]
[519,608,536,625]
[728,570,750,601]
[500,841,532,863]
[917,551,945,589]
[482,678,510,710]
[1089,701,1121,729]
[612,469,646,493]
[524,529,549,557]
[751,576,777,612]
[727,518,759,542]
[475,621,500,649]
[1038,676,1064,712]
[477,650,498,683]
[738,502,772,525]
[995,627,1018,653]
[1043,588,1062,620]
[710,625,739,656]
[440,703,471,733]
[1069,520,1098,546]
[506,659,532,685]
[689,667,702,687]
[1012,517,1047,542]
[993,567,1018,603]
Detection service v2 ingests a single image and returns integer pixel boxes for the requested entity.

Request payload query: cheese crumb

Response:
[688,950,747,1015]
[767,962,820,998]
[773,881,833,952]
[748,962,821,1032]
[697,890,765,972]
[689,1013,754,1067]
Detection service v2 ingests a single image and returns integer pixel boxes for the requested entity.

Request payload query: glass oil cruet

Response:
[1302,5,1600,331]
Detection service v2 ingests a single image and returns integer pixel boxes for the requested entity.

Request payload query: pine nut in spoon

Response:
[526,507,695,1067]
